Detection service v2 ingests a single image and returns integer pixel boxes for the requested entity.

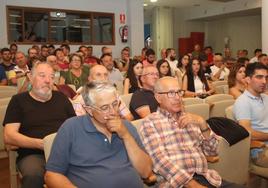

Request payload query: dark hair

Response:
[186,58,209,92]
[79,45,87,51]
[199,53,208,62]
[258,53,267,60]
[214,53,223,56]
[9,43,17,49]
[61,44,70,51]
[228,63,245,88]
[1,48,10,54]
[245,62,268,77]
[156,59,171,77]
[145,48,155,57]
[254,49,262,54]
[204,46,212,51]
[166,48,174,57]
[242,49,248,55]
[126,59,142,89]
[69,54,83,64]
[237,57,249,65]
[41,45,48,49]
[48,44,55,49]
[177,54,190,69]
[54,48,63,56]
[100,53,112,62]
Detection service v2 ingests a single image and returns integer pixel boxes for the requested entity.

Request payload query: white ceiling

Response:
[143,0,235,9]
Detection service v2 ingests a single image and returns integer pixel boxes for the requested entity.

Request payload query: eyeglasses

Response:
[84,100,120,114]
[158,90,185,98]
[142,72,159,77]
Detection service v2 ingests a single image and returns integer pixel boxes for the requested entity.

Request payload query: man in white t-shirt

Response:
[249,49,262,64]
[210,53,230,81]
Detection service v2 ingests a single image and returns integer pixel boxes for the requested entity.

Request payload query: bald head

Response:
[88,64,109,82]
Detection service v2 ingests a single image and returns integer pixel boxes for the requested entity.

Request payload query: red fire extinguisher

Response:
[119,25,128,43]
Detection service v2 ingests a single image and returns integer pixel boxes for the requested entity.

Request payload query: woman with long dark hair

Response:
[175,54,190,86]
[156,59,172,78]
[123,59,143,94]
[228,63,246,99]
[182,58,214,98]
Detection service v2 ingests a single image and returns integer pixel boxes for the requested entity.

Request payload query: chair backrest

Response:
[120,93,133,109]
[0,97,11,106]
[0,105,8,151]
[211,80,228,88]
[114,81,124,95]
[225,105,235,120]
[43,133,57,161]
[0,86,17,91]
[184,103,210,120]
[215,85,229,94]
[131,119,144,137]
[209,99,235,117]
[182,97,204,106]
[0,90,17,99]
[208,136,250,184]
[205,94,234,104]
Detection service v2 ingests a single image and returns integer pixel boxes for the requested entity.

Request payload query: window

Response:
[7,6,115,45]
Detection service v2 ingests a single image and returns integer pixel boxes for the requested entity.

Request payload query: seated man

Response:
[234,62,268,167]
[130,65,159,120]
[3,62,76,188]
[210,53,230,81]
[45,81,152,188]
[74,64,133,120]
[140,76,244,188]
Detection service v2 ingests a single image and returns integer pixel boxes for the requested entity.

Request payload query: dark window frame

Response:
[6,6,115,45]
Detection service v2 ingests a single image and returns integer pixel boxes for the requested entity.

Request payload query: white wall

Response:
[0,0,144,58]
[206,15,261,56]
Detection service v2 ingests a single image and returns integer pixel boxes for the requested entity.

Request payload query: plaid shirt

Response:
[140,108,221,188]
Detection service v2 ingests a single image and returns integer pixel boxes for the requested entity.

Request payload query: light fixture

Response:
[150,0,158,2]
[144,3,148,6]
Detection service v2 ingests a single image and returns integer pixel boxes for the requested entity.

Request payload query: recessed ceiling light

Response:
[150,0,158,2]
[144,3,148,6]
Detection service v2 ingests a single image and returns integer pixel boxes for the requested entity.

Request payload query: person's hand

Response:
[177,113,207,130]
[105,115,130,139]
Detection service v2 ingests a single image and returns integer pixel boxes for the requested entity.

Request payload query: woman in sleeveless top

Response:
[183,58,214,98]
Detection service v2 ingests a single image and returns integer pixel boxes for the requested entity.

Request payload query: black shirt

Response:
[129,88,158,120]
[3,91,76,161]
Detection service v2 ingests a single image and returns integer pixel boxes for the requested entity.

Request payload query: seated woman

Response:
[59,54,89,90]
[156,59,172,78]
[123,59,143,94]
[55,48,69,71]
[175,54,190,86]
[183,58,215,98]
[228,63,246,99]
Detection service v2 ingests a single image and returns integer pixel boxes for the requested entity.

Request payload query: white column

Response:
[262,0,268,53]
[127,0,144,57]
[152,7,173,59]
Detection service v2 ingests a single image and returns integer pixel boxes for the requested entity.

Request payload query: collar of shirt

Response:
[244,89,263,102]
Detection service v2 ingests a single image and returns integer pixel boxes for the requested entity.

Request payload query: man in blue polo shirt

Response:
[234,62,268,167]
[45,81,152,188]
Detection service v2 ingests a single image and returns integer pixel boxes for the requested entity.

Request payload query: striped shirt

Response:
[139,108,221,188]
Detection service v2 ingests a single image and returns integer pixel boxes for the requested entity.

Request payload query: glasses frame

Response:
[158,90,185,98]
[83,100,120,114]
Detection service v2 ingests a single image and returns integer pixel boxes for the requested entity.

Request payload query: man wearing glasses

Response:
[130,65,159,120]
[45,81,152,188]
[139,77,244,188]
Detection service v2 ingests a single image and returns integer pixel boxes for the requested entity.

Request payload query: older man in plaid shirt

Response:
[139,77,245,188]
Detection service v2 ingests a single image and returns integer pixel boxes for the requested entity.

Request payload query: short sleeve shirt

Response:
[46,115,144,188]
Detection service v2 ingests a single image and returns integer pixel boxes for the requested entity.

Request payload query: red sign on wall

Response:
[120,13,126,24]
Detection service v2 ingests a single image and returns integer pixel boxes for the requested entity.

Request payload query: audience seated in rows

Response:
[45,81,152,188]
[140,77,244,188]
[3,62,76,188]
[234,62,268,168]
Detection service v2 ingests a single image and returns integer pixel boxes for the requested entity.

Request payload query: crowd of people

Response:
[1,42,268,188]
